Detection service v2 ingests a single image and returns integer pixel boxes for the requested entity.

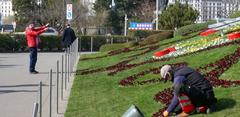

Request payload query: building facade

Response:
[0,0,13,17]
[168,0,240,22]
[0,0,14,24]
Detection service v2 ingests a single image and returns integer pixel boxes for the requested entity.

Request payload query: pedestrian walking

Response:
[61,24,76,48]
[25,22,48,74]
[160,65,217,117]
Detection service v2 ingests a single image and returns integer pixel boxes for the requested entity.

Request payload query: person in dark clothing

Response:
[62,24,76,48]
[160,65,217,117]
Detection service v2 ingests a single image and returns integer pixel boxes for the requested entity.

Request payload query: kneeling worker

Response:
[160,65,217,117]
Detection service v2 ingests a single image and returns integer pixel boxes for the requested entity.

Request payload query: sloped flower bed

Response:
[227,32,240,40]
[200,29,218,36]
[78,39,240,76]
[119,62,187,86]
[223,24,240,34]
[80,48,132,61]
[78,45,162,76]
[153,34,232,59]
[77,58,135,75]
[126,45,159,58]
[80,44,158,61]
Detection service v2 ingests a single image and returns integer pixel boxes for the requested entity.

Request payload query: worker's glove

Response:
[163,110,169,117]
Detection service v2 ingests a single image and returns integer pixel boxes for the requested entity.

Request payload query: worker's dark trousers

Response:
[182,86,217,107]
[29,47,38,72]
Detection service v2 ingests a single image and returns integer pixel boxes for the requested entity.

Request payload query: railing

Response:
[32,38,79,117]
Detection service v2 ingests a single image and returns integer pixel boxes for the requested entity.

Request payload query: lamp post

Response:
[124,14,128,36]
[36,0,42,24]
[63,0,66,29]
[111,0,116,10]
[156,0,159,30]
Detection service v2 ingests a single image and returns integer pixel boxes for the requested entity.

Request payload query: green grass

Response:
[65,35,240,117]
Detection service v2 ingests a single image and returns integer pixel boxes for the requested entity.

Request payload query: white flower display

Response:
[153,35,231,59]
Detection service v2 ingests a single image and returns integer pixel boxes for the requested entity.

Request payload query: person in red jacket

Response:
[25,22,48,74]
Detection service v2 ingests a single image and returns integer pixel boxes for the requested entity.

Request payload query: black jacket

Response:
[62,27,76,47]
[173,66,217,106]
[173,66,212,91]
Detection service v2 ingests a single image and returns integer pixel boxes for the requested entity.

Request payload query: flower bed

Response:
[223,24,240,34]
[227,32,240,40]
[200,29,218,36]
[154,47,176,57]
[153,34,232,59]
[78,39,240,76]
[119,62,187,86]
[153,24,240,59]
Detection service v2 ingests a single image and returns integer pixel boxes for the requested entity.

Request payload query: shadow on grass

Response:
[215,98,236,111]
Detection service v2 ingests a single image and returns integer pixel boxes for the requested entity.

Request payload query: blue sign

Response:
[66,4,72,20]
[128,22,153,30]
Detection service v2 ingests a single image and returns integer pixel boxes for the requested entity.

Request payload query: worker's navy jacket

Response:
[167,66,213,112]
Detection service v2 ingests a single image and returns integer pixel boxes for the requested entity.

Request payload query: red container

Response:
[178,94,195,113]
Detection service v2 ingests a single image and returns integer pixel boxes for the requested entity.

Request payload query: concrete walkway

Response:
[0,52,75,117]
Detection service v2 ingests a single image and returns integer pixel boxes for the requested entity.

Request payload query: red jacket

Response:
[25,26,47,47]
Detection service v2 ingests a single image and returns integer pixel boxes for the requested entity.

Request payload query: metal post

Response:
[63,0,66,28]
[77,38,79,61]
[49,69,53,117]
[32,103,39,117]
[79,37,81,52]
[91,37,93,52]
[111,37,113,44]
[61,55,64,100]
[65,50,67,90]
[39,81,42,117]
[68,47,70,82]
[57,60,59,114]
[156,0,159,30]
[124,14,128,36]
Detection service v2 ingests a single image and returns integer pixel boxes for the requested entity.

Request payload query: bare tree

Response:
[133,0,155,22]
[72,1,108,33]
[39,0,106,33]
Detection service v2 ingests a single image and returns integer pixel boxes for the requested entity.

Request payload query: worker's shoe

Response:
[30,70,39,74]
[177,112,189,117]
[206,104,217,114]
[195,106,207,113]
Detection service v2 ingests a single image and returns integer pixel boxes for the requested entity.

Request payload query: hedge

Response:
[79,35,134,51]
[128,30,163,39]
[139,31,173,46]
[99,41,138,52]
[0,34,134,52]
[0,34,63,52]
[174,21,216,37]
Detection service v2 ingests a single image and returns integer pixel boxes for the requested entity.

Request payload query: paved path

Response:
[0,52,75,117]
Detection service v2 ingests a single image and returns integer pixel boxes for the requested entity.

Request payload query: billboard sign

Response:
[128,22,153,30]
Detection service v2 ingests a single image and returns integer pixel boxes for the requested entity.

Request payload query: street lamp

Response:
[124,14,128,36]
[110,0,116,10]
[156,0,159,30]
[36,0,42,24]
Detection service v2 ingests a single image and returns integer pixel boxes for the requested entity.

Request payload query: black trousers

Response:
[29,47,38,72]
[182,86,217,107]
[172,86,217,114]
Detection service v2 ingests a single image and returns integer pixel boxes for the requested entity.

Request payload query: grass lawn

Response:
[65,36,240,117]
